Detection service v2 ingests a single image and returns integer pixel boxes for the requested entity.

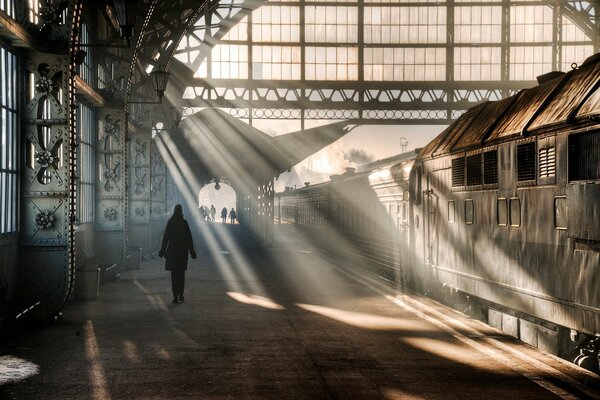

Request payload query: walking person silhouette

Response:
[158,204,196,304]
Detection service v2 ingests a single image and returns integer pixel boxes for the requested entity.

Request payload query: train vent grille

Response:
[569,130,600,181]
[466,154,482,186]
[452,157,465,187]
[483,150,498,185]
[538,146,556,178]
[517,142,536,181]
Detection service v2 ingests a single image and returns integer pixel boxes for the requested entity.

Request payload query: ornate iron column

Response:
[19,0,83,318]
[95,109,127,264]
[128,127,152,256]
[150,141,168,254]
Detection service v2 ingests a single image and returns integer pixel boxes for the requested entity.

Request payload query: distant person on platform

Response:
[229,208,237,224]
[205,205,211,222]
[199,205,206,222]
[158,204,196,304]
[210,205,216,223]
[221,207,227,224]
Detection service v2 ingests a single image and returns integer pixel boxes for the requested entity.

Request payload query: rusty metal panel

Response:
[502,313,519,338]
[488,81,559,141]
[432,104,487,157]
[529,62,600,131]
[420,123,455,159]
[452,100,500,151]
[488,308,503,330]
[455,98,513,150]
[519,319,538,348]
[578,83,600,118]
[566,183,600,241]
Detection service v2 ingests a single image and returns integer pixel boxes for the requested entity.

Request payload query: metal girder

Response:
[126,0,219,102]
[179,79,526,123]
[559,1,600,44]
[121,0,600,123]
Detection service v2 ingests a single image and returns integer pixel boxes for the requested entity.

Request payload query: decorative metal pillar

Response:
[241,177,275,246]
[258,179,275,246]
[128,129,152,256]
[95,109,127,264]
[19,0,83,318]
[150,141,168,254]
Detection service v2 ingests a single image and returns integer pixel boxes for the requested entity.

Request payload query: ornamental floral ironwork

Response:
[31,63,62,100]
[134,138,147,160]
[103,118,117,139]
[102,164,120,192]
[135,207,145,217]
[104,207,117,221]
[35,76,53,95]
[35,149,55,168]
[151,177,163,197]
[34,210,55,230]
[103,168,118,181]
[39,4,61,24]
[134,171,147,195]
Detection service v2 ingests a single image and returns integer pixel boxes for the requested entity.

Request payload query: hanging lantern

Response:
[112,0,140,43]
[149,69,170,100]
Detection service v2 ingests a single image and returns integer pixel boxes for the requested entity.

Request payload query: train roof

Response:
[420,52,600,159]
[357,149,419,172]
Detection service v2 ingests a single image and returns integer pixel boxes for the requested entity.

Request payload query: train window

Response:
[497,198,508,226]
[483,150,498,185]
[568,130,600,181]
[448,200,455,223]
[517,142,536,181]
[452,157,466,187]
[465,199,474,225]
[466,154,482,186]
[415,166,423,205]
[538,146,556,178]
[554,197,567,230]
[510,198,521,227]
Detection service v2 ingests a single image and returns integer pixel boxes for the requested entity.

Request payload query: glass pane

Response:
[510,198,521,227]
[497,198,507,226]
[554,197,566,229]
[465,199,474,224]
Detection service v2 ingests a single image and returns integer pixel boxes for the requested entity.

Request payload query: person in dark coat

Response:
[221,207,227,224]
[158,204,196,304]
[229,208,237,224]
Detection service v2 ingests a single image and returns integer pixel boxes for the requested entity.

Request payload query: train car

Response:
[410,53,600,358]
[275,187,298,225]
[275,151,417,281]
[274,54,600,364]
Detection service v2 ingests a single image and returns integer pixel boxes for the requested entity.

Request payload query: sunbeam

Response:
[227,292,285,310]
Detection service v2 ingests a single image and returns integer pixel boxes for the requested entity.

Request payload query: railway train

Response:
[275,52,600,369]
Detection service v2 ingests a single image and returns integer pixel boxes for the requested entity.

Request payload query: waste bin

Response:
[75,265,100,300]
[126,246,142,270]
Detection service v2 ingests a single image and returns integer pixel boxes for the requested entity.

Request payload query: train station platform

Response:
[1,225,599,399]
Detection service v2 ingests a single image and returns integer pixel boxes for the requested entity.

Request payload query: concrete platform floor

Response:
[1,225,600,399]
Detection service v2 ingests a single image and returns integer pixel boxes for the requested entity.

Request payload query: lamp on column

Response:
[149,69,170,100]
[112,0,140,46]
[128,68,170,104]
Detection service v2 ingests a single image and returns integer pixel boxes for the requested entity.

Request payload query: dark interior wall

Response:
[0,234,19,301]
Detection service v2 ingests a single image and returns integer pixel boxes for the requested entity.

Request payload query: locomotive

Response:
[275,52,600,367]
